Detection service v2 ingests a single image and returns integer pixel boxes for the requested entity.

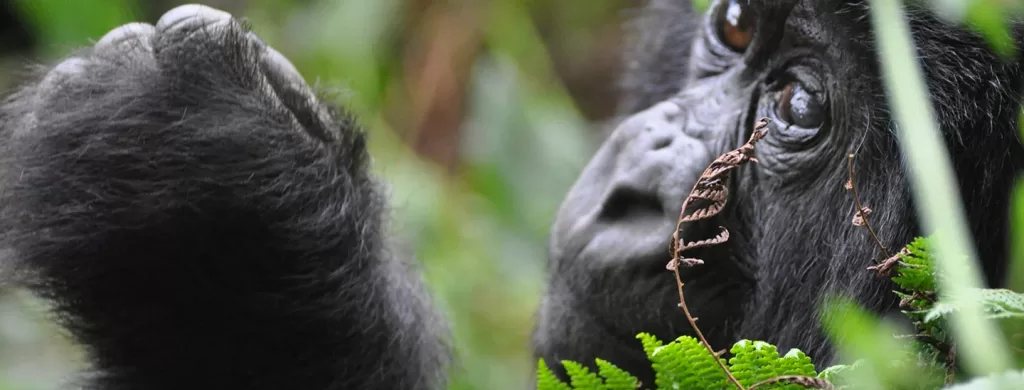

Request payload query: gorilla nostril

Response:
[599,187,664,221]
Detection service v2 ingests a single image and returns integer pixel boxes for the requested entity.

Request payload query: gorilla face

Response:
[537,0,1021,384]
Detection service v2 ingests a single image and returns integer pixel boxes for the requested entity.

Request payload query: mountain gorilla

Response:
[0,0,1021,389]
[536,0,1024,381]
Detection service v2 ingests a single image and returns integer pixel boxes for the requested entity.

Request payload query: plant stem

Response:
[671,267,744,389]
[847,154,890,259]
[868,0,1011,374]
[672,195,744,390]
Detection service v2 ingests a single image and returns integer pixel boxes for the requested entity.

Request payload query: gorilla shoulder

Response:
[0,5,449,389]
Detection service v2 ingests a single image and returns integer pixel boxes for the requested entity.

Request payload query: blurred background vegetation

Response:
[0,0,644,389]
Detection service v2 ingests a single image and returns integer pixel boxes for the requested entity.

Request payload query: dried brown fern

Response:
[667,118,767,271]
[666,118,767,390]
[666,118,837,390]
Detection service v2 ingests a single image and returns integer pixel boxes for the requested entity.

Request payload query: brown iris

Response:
[779,83,796,123]
[715,0,755,52]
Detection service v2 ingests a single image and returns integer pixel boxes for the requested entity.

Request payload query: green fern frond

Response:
[637,332,663,358]
[891,236,936,293]
[537,359,571,390]
[638,333,729,389]
[976,289,1024,319]
[535,358,640,390]
[594,359,640,390]
[926,288,1024,323]
[562,361,604,388]
[727,340,817,389]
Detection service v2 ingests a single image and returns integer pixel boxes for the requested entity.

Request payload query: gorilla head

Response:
[533,0,1023,384]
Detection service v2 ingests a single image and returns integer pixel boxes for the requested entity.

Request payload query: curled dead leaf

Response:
[681,227,730,251]
[868,245,910,277]
[852,206,872,227]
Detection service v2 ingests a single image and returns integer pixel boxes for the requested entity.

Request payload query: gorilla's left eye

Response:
[714,0,755,52]
[776,81,825,129]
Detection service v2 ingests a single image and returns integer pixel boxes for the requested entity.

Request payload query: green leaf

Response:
[963,0,1017,59]
[940,370,1024,390]
[537,359,571,390]
[818,360,865,386]
[891,237,937,293]
[648,335,729,389]
[926,288,1024,323]
[727,340,817,389]
[594,359,639,390]
[867,0,1013,375]
[562,361,603,389]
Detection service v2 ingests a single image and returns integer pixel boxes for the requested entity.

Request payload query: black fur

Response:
[0,7,448,390]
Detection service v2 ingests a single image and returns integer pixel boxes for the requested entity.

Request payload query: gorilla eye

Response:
[776,82,825,128]
[714,0,755,52]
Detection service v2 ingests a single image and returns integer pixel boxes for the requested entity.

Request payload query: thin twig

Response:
[847,154,890,259]
[672,192,744,389]
[668,119,771,390]
[848,154,957,383]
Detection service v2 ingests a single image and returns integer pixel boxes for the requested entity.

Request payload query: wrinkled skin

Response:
[533,0,1024,385]
[0,1,1021,389]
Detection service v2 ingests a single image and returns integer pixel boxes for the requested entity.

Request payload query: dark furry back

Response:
[0,9,449,390]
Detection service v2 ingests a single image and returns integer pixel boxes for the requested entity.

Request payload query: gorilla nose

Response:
[595,100,712,225]
[596,102,685,222]
[641,100,686,151]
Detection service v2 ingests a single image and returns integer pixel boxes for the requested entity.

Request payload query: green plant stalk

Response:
[867,0,1011,375]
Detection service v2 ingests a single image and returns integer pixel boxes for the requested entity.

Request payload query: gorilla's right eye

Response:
[776,81,825,129]
[714,0,755,52]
